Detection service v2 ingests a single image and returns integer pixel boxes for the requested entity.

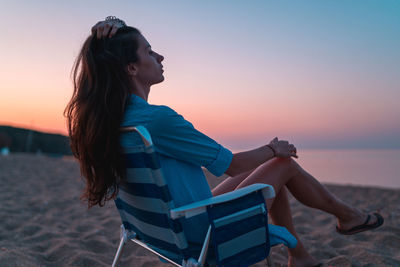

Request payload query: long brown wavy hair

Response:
[65,26,141,208]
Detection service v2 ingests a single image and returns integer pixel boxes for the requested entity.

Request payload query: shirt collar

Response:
[130,94,148,105]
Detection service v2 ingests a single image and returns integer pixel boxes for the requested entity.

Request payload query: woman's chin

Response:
[151,76,165,85]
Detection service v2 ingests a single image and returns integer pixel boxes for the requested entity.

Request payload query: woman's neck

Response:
[130,83,150,101]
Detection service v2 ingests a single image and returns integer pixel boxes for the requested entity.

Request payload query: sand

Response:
[0,154,399,266]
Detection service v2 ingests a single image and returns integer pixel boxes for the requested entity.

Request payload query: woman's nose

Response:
[158,54,164,62]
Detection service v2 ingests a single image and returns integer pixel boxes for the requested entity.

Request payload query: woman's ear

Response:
[126,63,138,76]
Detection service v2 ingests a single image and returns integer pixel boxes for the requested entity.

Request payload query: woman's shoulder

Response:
[123,95,192,131]
[124,95,176,119]
[146,104,195,134]
[151,104,178,119]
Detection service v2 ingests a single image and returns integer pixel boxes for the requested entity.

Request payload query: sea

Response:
[295,149,400,189]
[61,148,399,189]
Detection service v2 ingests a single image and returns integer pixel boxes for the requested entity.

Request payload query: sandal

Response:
[336,212,384,235]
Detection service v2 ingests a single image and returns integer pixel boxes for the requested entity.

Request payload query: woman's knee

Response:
[265,157,300,175]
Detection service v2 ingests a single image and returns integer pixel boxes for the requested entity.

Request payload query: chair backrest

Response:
[115,126,278,266]
[114,126,190,262]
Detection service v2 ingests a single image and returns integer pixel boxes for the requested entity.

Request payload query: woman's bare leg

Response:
[212,169,255,196]
[213,157,376,267]
[235,158,372,231]
[212,165,318,266]
[269,186,318,267]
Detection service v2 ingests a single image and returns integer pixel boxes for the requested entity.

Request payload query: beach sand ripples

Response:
[0,154,399,266]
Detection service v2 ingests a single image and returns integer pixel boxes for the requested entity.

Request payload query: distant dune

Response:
[0,125,71,155]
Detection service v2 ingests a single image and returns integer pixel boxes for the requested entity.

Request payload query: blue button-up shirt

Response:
[120,94,233,243]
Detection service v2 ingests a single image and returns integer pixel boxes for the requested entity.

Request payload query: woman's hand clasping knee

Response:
[268,137,298,158]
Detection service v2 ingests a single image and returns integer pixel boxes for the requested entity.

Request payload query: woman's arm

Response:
[225,137,297,176]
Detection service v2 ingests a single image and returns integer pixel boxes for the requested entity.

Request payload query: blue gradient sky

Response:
[1,0,399,150]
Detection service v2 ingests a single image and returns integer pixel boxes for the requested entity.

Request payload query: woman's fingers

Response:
[91,17,127,39]
[93,21,108,38]
[96,24,104,39]
[289,144,298,158]
[270,137,278,145]
[91,21,102,35]
[109,26,119,37]
[268,138,298,158]
[101,23,112,38]
[92,21,118,39]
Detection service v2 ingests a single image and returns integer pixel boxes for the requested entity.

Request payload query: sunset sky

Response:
[1,0,399,150]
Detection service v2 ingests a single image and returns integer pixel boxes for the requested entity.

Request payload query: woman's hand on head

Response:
[91,18,125,39]
[269,137,298,158]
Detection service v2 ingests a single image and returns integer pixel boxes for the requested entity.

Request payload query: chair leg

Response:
[112,226,129,267]
[112,236,127,267]
[198,225,212,267]
[266,255,275,267]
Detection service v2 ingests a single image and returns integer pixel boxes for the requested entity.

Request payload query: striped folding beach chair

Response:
[112,126,297,267]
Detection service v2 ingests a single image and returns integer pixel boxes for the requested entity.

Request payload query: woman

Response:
[65,17,383,267]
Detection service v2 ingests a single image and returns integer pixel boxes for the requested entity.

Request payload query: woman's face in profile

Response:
[131,34,165,86]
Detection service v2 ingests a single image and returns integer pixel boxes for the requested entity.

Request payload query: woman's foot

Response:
[288,254,320,267]
[288,241,319,267]
[337,212,384,235]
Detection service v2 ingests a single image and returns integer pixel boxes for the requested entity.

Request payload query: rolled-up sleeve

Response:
[147,106,232,177]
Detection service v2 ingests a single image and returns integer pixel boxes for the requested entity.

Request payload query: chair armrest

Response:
[170,183,275,219]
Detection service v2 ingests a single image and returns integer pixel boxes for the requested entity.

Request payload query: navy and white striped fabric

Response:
[115,127,191,263]
[207,191,270,266]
